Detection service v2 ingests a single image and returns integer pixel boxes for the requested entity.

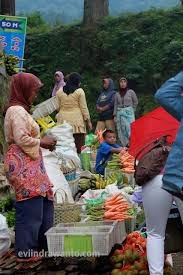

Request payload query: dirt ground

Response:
[173,253,183,275]
[0,252,182,274]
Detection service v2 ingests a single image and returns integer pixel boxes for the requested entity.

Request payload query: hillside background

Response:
[24,5,183,122]
[16,0,180,23]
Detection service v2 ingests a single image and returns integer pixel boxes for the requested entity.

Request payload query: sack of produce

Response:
[47,122,80,167]
[0,214,11,257]
[42,149,74,203]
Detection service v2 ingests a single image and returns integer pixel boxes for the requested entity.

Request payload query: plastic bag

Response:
[80,189,107,201]
[85,133,97,147]
[84,191,108,205]
[81,147,91,171]
[0,214,11,257]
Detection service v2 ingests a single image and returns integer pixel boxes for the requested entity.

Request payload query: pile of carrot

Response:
[120,150,135,174]
[104,193,132,221]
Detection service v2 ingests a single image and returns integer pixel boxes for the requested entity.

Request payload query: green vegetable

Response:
[5,210,16,228]
[0,196,16,228]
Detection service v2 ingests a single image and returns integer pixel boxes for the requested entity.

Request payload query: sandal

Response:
[16,255,42,263]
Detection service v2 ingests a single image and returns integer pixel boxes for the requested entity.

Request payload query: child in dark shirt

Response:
[96,130,123,175]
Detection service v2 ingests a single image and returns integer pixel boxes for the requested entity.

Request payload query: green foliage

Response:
[0,46,9,152]
[26,11,51,34]
[5,210,16,228]
[0,196,15,228]
[137,95,159,117]
[24,6,183,123]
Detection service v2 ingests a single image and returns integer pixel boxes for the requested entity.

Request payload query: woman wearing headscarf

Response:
[56,72,92,153]
[4,73,57,262]
[96,78,116,132]
[113,77,138,146]
[51,71,65,97]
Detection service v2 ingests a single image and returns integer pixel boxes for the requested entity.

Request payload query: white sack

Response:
[46,123,81,167]
[0,214,11,257]
[42,149,74,203]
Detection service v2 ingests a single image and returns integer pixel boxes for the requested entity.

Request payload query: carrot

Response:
[105,193,121,202]
[111,197,124,204]
[104,199,124,206]
[104,200,124,207]
[104,212,116,219]
[105,203,128,210]
[105,210,130,217]
[116,206,130,211]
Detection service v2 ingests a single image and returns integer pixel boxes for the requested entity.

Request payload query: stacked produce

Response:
[104,193,134,221]
[79,173,123,191]
[85,193,134,222]
[86,202,105,221]
[106,150,135,174]
[4,54,19,76]
[107,154,121,170]
[111,247,148,275]
[110,232,173,275]
[120,150,135,174]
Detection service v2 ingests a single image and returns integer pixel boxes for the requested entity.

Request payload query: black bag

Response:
[134,136,171,186]
[138,206,183,253]
[165,206,183,253]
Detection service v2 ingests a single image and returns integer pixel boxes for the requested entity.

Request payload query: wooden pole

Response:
[0,47,9,156]
[1,0,15,16]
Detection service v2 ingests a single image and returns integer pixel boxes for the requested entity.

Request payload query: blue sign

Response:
[0,15,27,69]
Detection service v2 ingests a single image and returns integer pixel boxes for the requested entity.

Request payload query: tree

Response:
[0,46,9,155]
[1,0,15,16]
[83,0,109,26]
[181,0,183,6]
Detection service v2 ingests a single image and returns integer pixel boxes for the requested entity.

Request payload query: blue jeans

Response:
[15,196,54,258]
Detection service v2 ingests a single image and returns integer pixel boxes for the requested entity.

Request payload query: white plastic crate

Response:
[45,221,118,257]
[32,96,59,119]
[57,220,126,243]
[125,217,136,234]
[114,221,127,243]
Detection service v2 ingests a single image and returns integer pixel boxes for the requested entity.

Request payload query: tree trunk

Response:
[83,0,109,26]
[1,0,15,16]
[181,0,183,6]
[0,47,10,158]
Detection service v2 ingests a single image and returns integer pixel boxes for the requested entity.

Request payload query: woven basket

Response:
[54,189,81,225]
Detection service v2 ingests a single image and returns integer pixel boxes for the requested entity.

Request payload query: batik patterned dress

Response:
[4,106,53,201]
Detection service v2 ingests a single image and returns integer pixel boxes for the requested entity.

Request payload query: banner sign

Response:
[0,15,27,69]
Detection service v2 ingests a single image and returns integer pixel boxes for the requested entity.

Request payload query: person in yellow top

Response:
[56,72,92,153]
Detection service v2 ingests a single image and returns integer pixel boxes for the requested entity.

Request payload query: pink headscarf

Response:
[8,73,43,112]
[52,71,65,97]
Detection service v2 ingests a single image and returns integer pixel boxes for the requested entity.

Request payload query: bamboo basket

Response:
[54,189,81,225]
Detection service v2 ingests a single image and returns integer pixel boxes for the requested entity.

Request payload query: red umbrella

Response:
[129,107,180,158]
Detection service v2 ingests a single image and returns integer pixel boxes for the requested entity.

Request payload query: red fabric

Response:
[8,73,43,112]
[129,107,180,158]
